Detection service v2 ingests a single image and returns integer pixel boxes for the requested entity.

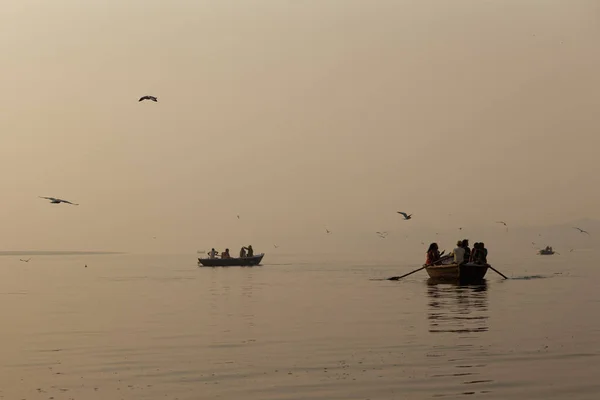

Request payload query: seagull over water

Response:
[397,212,412,220]
[139,95,157,102]
[20,258,31,262]
[573,227,590,235]
[325,228,331,234]
[376,231,388,238]
[496,221,507,226]
[39,196,79,205]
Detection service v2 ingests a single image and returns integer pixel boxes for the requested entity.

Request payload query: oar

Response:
[387,265,427,281]
[488,264,508,279]
[387,255,453,281]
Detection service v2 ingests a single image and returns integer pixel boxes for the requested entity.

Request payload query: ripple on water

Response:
[2,254,600,399]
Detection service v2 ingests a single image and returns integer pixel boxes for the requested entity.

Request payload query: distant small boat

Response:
[198,253,264,267]
[425,257,489,283]
[538,247,555,255]
[538,250,555,255]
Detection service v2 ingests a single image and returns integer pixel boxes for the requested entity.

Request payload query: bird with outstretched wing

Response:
[39,196,79,205]
[397,211,412,220]
[573,227,590,235]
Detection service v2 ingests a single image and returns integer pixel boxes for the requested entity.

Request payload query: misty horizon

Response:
[2,1,598,254]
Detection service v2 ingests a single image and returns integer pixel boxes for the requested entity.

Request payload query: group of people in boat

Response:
[208,245,254,259]
[426,239,488,266]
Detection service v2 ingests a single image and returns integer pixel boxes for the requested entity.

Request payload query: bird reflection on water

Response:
[427,279,489,334]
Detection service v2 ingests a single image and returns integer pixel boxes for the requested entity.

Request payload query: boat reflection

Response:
[426,279,489,334]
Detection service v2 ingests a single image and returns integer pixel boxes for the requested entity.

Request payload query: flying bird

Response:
[39,197,79,205]
[139,95,157,102]
[376,231,388,238]
[496,221,507,226]
[573,227,590,235]
[458,227,463,231]
[20,258,31,262]
[274,244,279,248]
[237,215,240,219]
[397,212,412,220]
[325,228,331,234]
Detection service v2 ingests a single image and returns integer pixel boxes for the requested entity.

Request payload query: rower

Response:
[243,245,254,257]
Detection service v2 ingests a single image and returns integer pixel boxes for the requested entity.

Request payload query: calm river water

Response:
[1,251,598,399]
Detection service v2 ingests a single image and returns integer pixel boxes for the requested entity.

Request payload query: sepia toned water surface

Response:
[1,251,598,399]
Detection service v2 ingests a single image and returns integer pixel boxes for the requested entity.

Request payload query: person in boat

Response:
[471,243,487,265]
[243,245,254,257]
[469,242,478,262]
[461,239,471,263]
[470,242,480,263]
[220,248,231,259]
[452,240,465,265]
[481,242,488,262]
[208,248,218,259]
[426,243,441,265]
[239,246,247,258]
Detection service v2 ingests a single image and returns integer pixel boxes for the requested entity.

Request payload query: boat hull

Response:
[538,250,555,255]
[425,262,489,283]
[198,253,264,267]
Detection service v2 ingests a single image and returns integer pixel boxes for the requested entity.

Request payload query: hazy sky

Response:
[2,1,599,253]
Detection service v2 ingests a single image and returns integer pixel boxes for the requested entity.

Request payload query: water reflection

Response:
[427,279,489,334]
[426,279,493,397]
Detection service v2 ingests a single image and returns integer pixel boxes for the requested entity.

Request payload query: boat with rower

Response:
[198,253,265,267]
[425,256,489,283]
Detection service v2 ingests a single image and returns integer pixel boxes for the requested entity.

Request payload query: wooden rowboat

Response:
[198,253,264,267]
[425,257,489,283]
